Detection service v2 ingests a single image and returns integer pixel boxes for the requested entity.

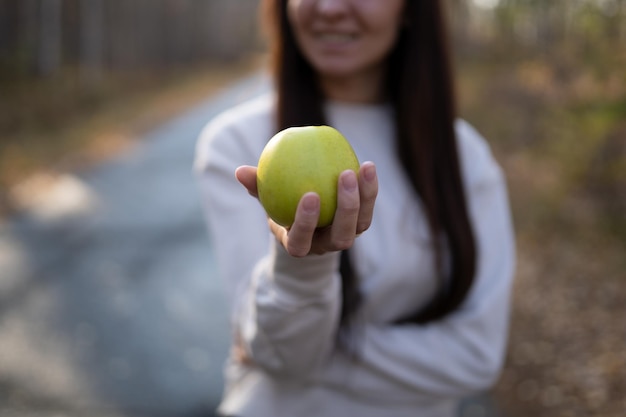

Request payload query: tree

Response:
[38,0,62,76]
[80,0,104,85]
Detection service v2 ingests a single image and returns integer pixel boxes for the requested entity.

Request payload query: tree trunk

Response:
[38,0,62,76]
[80,0,104,86]
[18,0,38,74]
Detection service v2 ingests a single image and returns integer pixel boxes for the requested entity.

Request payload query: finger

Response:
[356,162,378,234]
[329,170,360,251]
[235,165,258,197]
[284,192,320,257]
[268,219,289,250]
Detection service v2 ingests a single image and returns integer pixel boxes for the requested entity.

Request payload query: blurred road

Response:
[0,73,501,417]
[0,74,268,417]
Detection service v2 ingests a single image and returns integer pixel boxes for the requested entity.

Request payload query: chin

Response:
[312,62,362,79]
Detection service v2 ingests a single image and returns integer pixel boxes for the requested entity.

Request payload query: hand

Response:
[235,162,378,257]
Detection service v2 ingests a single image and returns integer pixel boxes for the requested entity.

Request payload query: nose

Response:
[315,0,350,19]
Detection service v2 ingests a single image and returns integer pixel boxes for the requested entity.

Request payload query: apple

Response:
[257,125,360,228]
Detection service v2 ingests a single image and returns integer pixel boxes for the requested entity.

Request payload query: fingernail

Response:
[342,171,358,191]
[363,163,376,182]
[302,195,319,214]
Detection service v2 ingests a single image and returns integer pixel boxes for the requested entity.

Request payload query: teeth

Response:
[317,33,356,42]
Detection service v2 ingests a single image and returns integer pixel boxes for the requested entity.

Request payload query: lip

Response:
[310,30,359,53]
[314,32,358,43]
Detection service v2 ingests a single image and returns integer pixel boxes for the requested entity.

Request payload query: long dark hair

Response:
[260,0,476,327]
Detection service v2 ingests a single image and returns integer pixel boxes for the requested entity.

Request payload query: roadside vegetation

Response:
[451,2,625,415]
[0,58,261,218]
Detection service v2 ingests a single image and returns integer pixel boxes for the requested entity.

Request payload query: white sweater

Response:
[194,93,516,417]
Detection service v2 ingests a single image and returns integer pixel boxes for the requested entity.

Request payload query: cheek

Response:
[287,1,313,51]
[361,2,404,48]
[369,17,403,57]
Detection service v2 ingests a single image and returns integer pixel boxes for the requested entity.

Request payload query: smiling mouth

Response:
[315,32,358,43]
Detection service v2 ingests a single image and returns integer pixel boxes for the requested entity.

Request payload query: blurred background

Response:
[0,0,624,416]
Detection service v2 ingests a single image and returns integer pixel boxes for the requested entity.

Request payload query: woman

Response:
[194,1,515,416]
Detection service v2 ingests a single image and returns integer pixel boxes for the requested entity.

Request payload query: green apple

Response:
[257,125,360,228]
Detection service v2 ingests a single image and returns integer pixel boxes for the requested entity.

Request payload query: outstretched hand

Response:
[235,162,378,257]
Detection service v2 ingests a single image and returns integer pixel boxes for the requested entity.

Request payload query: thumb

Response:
[235,165,259,198]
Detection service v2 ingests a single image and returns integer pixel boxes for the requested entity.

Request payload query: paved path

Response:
[0,73,501,417]
[0,74,267,417]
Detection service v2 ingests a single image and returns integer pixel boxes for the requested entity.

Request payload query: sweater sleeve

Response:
[241,242,342,376]
[194,104,343,377]
[317,127,516,403]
